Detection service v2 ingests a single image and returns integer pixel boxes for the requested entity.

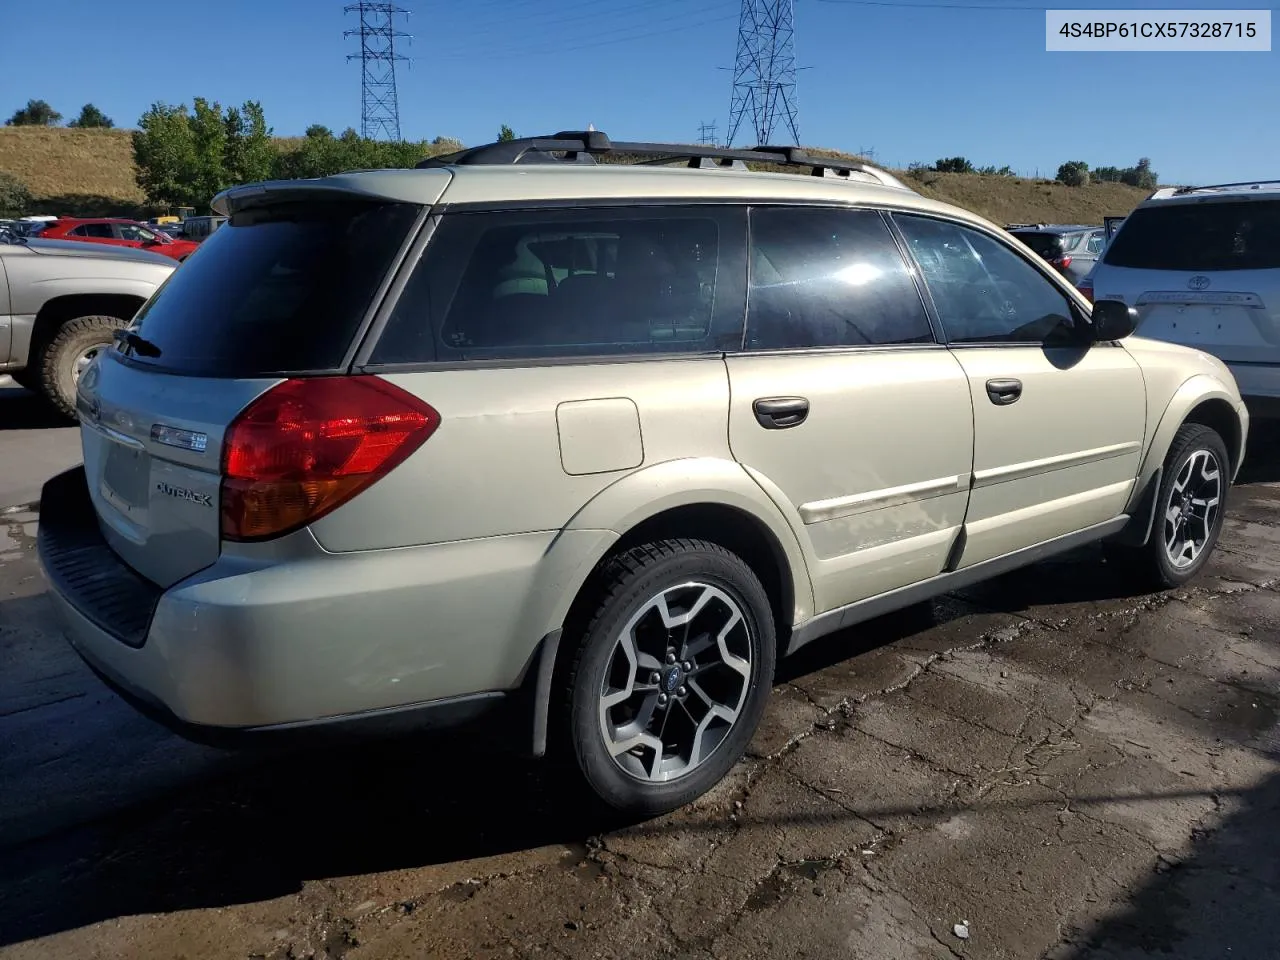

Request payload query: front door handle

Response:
[985,378,1023,406]
[753,396,810,429]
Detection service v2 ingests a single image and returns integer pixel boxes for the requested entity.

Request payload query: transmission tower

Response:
[725,0,800,147]
[345,2,412,141]
[697,121,719,146]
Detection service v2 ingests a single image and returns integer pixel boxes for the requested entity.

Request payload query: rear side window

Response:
[71,223,114,239]
[125,201,421,376]
[370,206,744,363]
[746,206,933,349]
[1105,199,1280,271]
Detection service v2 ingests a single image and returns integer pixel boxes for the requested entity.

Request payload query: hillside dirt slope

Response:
[0,126,1152,223]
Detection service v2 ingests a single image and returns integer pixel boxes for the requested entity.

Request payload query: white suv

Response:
[39,131,1248,816]
[1087,181,1280,419]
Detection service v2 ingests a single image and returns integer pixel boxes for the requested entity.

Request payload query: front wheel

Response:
[1110,423,1230,589]
[560,539,776,816]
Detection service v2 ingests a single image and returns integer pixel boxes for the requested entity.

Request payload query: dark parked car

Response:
[1006,224,1105,284]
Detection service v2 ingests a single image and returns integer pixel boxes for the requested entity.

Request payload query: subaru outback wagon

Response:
[39,132,1249,815]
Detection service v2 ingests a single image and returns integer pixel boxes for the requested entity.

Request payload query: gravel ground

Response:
[1,419,1277,960]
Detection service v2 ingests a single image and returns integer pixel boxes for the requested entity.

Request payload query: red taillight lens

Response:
[221,377,440,541]
[1054,256,1072,270]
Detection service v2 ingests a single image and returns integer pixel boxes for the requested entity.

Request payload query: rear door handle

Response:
[753,396,810,429]
[985,379,1023,406]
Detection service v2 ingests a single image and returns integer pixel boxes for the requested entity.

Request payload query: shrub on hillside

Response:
[934,156,974,174]
[1056,160,1090,187]
[0,171,32,217]
[68,103,114,128]
[5,99,61,127]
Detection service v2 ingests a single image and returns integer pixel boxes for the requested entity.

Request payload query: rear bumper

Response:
[1225,361,1280,417]
[37,466,562,738]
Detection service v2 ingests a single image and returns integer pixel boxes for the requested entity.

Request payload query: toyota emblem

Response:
[1187,275,1211,291]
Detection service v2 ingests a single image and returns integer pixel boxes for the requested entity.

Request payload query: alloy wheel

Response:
[598,581,753,782]
[1163,448,1222,569]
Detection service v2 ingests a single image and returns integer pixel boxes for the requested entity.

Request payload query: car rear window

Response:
[122,200,422,376]
[1011,232,1065,258]
[1104,199,1280,272]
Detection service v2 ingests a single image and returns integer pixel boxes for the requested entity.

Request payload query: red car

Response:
[38,218,200,262]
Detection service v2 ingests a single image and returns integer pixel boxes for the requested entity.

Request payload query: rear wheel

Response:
[1108,423,1230,589]
[35,315,126,420]
[560,539,776,816]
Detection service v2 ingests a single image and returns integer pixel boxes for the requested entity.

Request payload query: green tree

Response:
[222,101,274,186]
[498,124,516,142]
[5,99,61,126]
[134,98,278,207]
[1122,157,1158,190]
[132,102,199,206]
[1056,160,1090,187]
[0,172,32,217]
[67,103,114,128]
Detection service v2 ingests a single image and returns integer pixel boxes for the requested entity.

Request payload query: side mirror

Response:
[1090,299,1139,341]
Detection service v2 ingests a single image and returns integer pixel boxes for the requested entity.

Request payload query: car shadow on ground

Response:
[1237,420,1280,485]
[0,554,1189,948]
[0,385,67,431]
[1051,767,1280,959]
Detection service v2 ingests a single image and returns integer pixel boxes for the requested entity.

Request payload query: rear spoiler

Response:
[211,169,452,217]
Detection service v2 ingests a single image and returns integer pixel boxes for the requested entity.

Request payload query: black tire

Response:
[559,538,776,816]
[1109,423,1231,590]
[35,315,126,420]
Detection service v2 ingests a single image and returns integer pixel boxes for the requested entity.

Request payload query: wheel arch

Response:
[29,293,146,356]
[1118,375,1246,547]
[520,457,815,757]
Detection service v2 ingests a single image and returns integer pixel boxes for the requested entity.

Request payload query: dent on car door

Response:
[893,213,1146,567]
[725,206,974,616]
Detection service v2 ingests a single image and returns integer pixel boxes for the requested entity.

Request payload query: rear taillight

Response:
[1053,256,1072,270]
[220,377,440,542]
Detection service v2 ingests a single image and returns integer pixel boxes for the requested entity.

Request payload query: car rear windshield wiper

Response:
[113,329,163,358]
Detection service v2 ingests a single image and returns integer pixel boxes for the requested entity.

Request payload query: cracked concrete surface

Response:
[1,430,1278,960]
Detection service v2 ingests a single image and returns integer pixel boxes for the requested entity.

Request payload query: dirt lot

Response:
[1,415,1277,960]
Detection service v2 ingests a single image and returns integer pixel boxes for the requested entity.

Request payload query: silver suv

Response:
[38,131,1248,815]
[1088,181,1280,419]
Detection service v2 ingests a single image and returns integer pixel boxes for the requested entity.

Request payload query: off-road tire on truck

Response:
[35,315,128,420]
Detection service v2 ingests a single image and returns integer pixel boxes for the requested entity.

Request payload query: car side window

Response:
[893,214,1079,345]
[119,224,158,242]
[74,223,114,239]
[745,206,933,349]
[370,205,745,364]
[1086,232,1104,255]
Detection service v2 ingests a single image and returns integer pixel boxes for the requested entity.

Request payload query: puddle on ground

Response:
[744,858,839,911]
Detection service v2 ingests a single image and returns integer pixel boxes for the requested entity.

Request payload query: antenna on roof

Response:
[587,123,596,132]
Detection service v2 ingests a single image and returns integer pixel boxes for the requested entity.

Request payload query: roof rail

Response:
[1155,179,1280,198]
[416,130,912,190]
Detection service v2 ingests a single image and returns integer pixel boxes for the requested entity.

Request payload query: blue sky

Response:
[5,0,1276,183]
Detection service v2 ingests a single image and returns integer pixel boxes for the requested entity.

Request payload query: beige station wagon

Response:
[38,131,1249,815]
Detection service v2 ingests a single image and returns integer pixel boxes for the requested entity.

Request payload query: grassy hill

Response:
[0,125,1151,224]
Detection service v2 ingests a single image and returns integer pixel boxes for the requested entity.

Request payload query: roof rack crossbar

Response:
[1171,179,1280,195]
[415,130,908,188]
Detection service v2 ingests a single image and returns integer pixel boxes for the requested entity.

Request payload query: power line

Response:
[726,0,801,147]
[436,9,738,60]
[344,2,412,141]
